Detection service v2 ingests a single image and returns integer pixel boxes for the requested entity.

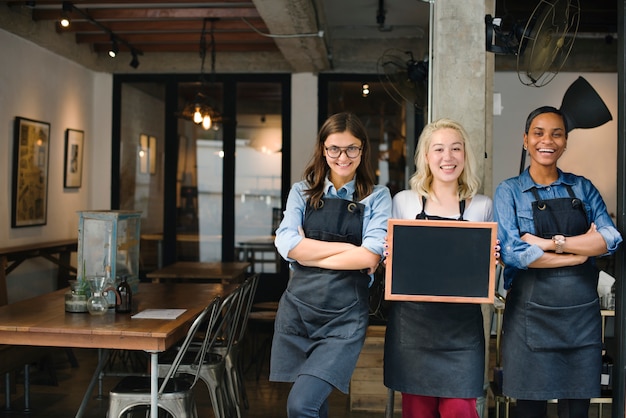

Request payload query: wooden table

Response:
[0,239,78,305]
[235,236,280,273]
[146,261,250,284]
[0,282,236,418]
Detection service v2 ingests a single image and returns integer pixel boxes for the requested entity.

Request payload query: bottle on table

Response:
[115,275,132,314]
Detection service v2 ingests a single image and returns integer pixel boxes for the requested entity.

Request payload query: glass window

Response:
[234,83,283,273]
[324,77,413,194]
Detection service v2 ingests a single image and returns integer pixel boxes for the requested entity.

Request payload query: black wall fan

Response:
[377,49,428,111]
[486,0,580,87]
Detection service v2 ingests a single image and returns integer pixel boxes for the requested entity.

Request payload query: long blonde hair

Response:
[409,118,481,200]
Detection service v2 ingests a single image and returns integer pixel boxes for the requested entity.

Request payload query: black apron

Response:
[502,185,602,400]
[384,198,485,398]
[270,198,371,394]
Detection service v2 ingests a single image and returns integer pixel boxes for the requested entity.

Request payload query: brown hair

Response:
[303,112,376,208]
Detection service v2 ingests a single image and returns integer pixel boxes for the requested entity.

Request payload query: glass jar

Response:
[86,276,111,315]
[65,279,89,313]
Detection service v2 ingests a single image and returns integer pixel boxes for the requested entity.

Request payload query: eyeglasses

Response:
[324,145,362,159]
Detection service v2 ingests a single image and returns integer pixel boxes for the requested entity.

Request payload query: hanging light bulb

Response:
[193,106,203,124]
[202,114,212,130]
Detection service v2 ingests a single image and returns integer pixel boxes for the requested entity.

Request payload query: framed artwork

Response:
[139,134,157,174]
[64,129,84,188]
[384,219,498,304]
[11,117,51,227]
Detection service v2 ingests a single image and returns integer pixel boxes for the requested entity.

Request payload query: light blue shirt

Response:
[494,168,622,289]
[274,177,392,264]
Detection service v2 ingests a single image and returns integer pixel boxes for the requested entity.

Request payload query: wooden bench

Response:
[0,239,78,305]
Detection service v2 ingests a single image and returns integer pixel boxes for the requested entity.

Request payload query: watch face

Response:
[554,235,565,253]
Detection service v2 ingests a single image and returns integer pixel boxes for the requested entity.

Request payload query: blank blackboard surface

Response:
[384,219,497,304]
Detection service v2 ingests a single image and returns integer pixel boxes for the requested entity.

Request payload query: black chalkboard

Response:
[385,219,497,303]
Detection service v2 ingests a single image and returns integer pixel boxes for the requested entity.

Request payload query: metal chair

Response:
[107,296,222,418]
[158,283,245,418]
[212,273,259,418]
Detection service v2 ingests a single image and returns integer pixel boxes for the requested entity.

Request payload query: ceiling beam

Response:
[252,0,329,73]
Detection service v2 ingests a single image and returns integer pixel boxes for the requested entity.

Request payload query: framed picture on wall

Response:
[11,116,51,227]
[64,129,84,188]
[384,219,498,304]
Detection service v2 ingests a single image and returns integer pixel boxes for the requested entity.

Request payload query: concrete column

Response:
[430,0,494,195]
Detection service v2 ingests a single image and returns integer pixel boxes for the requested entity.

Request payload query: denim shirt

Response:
[274,177,392,265]
[494,168,622,289]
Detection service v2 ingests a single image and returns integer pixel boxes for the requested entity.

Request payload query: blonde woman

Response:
[384,118,492,418]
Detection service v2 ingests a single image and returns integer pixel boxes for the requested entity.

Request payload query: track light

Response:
[362,83,370,97]
[129,50,140,68]
[108,37,119,58]
[59,1,72,28]
[61,3,143,63]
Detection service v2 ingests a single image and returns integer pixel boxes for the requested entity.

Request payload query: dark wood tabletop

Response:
[0,282,236,352]
[146,261,250,285]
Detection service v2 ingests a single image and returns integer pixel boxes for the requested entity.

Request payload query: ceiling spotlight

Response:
[60,2,72,28]
[108,38,119,58]
[129,51,140,68]
[362,83,370,97]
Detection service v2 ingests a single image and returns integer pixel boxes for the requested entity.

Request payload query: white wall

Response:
[0,29,112,301]
[493,72,618,218]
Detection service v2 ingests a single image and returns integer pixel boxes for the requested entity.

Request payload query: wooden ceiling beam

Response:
[91,42,277,53]
[76,32,273,44]
[33,7,261,21]
[55,18,268,33]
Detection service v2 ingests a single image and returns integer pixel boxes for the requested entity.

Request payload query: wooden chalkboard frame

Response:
[385,219,497,304]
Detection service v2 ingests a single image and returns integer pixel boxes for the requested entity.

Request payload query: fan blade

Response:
[517,0,580,87]
[377,50,427,110]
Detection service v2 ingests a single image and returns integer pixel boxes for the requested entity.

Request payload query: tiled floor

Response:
[0,337,613,418]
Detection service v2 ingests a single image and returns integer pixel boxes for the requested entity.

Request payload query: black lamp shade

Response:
[560,76,612,132]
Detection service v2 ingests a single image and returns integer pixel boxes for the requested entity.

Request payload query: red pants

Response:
[401,393,479,418]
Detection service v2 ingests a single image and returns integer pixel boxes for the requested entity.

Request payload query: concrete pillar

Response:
[430,0,494,195]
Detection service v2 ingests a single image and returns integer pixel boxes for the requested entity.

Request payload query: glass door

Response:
[114,75,289,278]
[233,82,283,274]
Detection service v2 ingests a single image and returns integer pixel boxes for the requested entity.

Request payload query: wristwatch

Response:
[553,234,566,254]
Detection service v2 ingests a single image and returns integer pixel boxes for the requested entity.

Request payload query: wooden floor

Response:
[0,336,613,418]
[0,339,391,418]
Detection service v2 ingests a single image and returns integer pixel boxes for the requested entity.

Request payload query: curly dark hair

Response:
[303,112,376,208]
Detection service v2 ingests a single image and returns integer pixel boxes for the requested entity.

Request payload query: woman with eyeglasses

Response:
[383,118,494,418]
[271,112,392,418]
